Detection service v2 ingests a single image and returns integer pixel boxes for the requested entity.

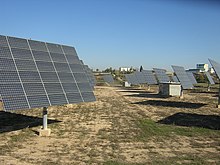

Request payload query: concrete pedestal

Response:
[38,128,51,137]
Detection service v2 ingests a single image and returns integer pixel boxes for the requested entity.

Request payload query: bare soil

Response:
[0,86,220,164]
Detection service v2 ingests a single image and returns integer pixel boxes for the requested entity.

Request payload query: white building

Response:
[196,63,209,72]
[119,67,131,72]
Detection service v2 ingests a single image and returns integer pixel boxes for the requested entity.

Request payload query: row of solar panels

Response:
[0,35,96,111]
[124,62,218,90]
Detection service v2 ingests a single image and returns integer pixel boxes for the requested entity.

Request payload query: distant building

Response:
[119,67,132,72]
[196,63,208,72]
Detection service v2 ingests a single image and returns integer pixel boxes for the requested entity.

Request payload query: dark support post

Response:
[218,82,220,108]
[180,86,184,99]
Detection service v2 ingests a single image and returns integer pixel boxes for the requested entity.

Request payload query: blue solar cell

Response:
[172,65,194,89]
[32,50,51,62]
[15,59,38,71]
[46,43,63,54]
[0,35,9,47]
[2,96,29,110]
[205,72,215,85]
[0,47,12,59]
[141,70,157,85]
[36,61,55,72]
[0,58,16,71]
[153,68,170,83]
[8,36,29,49]
[40,72,59,82]
[48,94,68,105]
[50,52,67,63]
[54,62,71,72]
[27,95,50,108]
[103,75,114,84]
[66,93,83,103]
[44,83,64,94]
[19,71,41,83]
[209,59,220,79]
[11,48,33,60]
[29,40,47,52]
[62,83,79,93]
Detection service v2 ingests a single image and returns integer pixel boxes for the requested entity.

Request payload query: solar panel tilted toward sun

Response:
[208,59,220,79]
[186,71,197,84]
[141,70,157,85]
[205,72,215,85]
[133,71,146,84]
[125,74,139,85]
[0,35,96,111]
[153,68,170,83]
[103,74,114,84]
[172,75,179,82]
[171,65,194,89]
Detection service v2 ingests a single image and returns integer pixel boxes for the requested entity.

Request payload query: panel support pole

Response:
[43,107,48,130]
[218,82,220,108]
[39,107,51,136]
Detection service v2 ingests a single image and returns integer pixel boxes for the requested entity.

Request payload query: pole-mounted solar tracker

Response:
[208,59,220,108]
[0,35,96,135]
[153,68,170,83]
[103,74,114,84]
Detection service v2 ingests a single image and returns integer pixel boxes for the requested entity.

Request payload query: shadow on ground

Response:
[126,93,163,98]
[158,112,220,130]
[0,111,61,133]
[133,100,207,109]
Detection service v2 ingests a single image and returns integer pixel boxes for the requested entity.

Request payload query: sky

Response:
[1,0,220,71]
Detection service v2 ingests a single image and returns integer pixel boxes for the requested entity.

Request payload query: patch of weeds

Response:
[137,119,220,141]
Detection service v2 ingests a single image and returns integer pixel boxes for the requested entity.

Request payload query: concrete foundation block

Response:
[38,129,51,137]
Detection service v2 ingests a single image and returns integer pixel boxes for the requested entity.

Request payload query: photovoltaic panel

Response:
[186,71,197,84]
[125,74,139,85]
[205,72,215,85]
[153,68,170,83]
[172,65,194,89]
[172,75,179,82]
[208,59,220,79]
[103,74,114,84]
[141,70,157,85]
[134,71,146,84]
[0,35,96,111]
[82,65,96,88]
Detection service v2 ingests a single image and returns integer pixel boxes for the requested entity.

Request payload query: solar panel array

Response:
[0,35,95,111]
[172,65,194,89]
[209,59,220,79]
[103,74,114,84]
[153,68,170,83]
[172,75,179,82]
[134,71,146,84]
[83,65,96,88]
[141,70,157,85]
[186,71,197,84]
[125,74,139,85]
[205,72,215,85]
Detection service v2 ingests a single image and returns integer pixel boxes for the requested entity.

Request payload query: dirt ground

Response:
[0,85,220,165]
